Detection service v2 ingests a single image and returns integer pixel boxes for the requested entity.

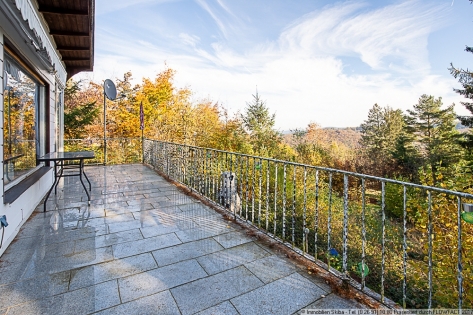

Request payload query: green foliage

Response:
[64,79,100,139]
[391,125,422,182]
[360,104,406,177]
[241,92,281,156]
[64,101,98,139]
[360,103,404,157]
[405,95,462,185]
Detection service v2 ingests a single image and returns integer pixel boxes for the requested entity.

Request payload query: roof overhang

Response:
[37,0,95,80]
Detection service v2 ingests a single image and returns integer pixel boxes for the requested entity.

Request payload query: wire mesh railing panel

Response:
[143,139,473,309]
[64,138,142,165]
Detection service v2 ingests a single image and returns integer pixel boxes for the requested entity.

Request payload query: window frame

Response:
[3,46,48,192]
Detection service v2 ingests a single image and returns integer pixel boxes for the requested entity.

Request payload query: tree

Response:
[405,94,461,185]
[359,104,405,177]
[391,121,421,182]
[64,80,99,139]
[241,92,281,156]
[360,104,404,155]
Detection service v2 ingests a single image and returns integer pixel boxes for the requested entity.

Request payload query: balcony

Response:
[0,165,367,314]
[0,138,471,313]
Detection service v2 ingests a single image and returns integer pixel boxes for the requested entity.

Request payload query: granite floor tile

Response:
[69,252,157,290]
[178,205,216,217]
[112,233,181,259]
[0,270,70,309]
[124,203,155,212]
[42,240,76,257]
[194,301,240,315]
[103,213,135,224]
[118,259,207,302]
[6,280,120,315]
[140,224,181,238]
[73,229,144,253]
[295,293,366,311]
[231,272,327,315]
[0,261,29,285]
[171,266,263,315]
[107,220,150,234]
[144,195,170,203]
[197,242,271,275]
[152,238,224,266]
[93,290,180,315]
[0,239,48,264]
[244,255,298,284]
[157,200,190,208]
[213,230,254,249]
[42,226,108,244]
[22,246,114,277]
[174,226,222,243]
[156,212,199,229]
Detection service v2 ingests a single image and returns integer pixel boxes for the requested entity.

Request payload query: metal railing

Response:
[143,139,473,309]
[64,138,142,165]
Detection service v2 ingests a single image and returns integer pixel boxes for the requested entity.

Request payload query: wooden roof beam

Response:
[57,46,90,51]
[62,57,90,61]
[49,30,89,36]
[39,5,89,16]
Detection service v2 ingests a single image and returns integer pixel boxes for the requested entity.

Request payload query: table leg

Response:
[79,159,91,205]
[54,160,64,194]
[44,161,61,212]
[83,167,92,191]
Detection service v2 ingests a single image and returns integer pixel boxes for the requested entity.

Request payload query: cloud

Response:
[193,0,229,38]
[179,33,201,48]
[80,0,464,129]
[279,1,447,74]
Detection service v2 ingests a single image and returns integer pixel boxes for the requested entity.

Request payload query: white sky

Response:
[76,0,473,129]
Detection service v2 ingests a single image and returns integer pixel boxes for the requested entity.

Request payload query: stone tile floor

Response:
[0,164,366,314]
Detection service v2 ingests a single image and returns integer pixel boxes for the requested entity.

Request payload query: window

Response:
[3,52,42,187]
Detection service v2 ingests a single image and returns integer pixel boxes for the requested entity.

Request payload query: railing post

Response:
[266,159,270,231]
[292,165,296,247]
[314,170,319,260]
[282,163,287,240]
[361,178,367,291]
[381,181,386,303]
[302,166,307,253]
[274,163,278,236]
[457,196,463,310]
[327,172,333,269]
[342,174,349,277]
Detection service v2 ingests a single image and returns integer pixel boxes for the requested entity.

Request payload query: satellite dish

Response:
[104,79,117,100]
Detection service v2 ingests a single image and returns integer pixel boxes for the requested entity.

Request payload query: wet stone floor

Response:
[0,164,366,315]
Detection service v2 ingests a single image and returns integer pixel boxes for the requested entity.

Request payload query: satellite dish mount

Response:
[103,79,117,164]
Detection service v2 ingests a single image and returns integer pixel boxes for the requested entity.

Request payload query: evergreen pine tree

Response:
[64,80,99,139]
[360,103,404,177]
[241,91,280,156]
[406,94,461,185]
[361,104,404,155]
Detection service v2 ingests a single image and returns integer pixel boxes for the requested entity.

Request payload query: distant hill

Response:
[283,127,361,149]
[322,127,362,149]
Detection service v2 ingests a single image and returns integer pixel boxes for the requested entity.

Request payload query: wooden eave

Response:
[37,0,95,79]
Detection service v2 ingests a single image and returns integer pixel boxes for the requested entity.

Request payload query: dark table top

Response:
[38,151,95,162]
